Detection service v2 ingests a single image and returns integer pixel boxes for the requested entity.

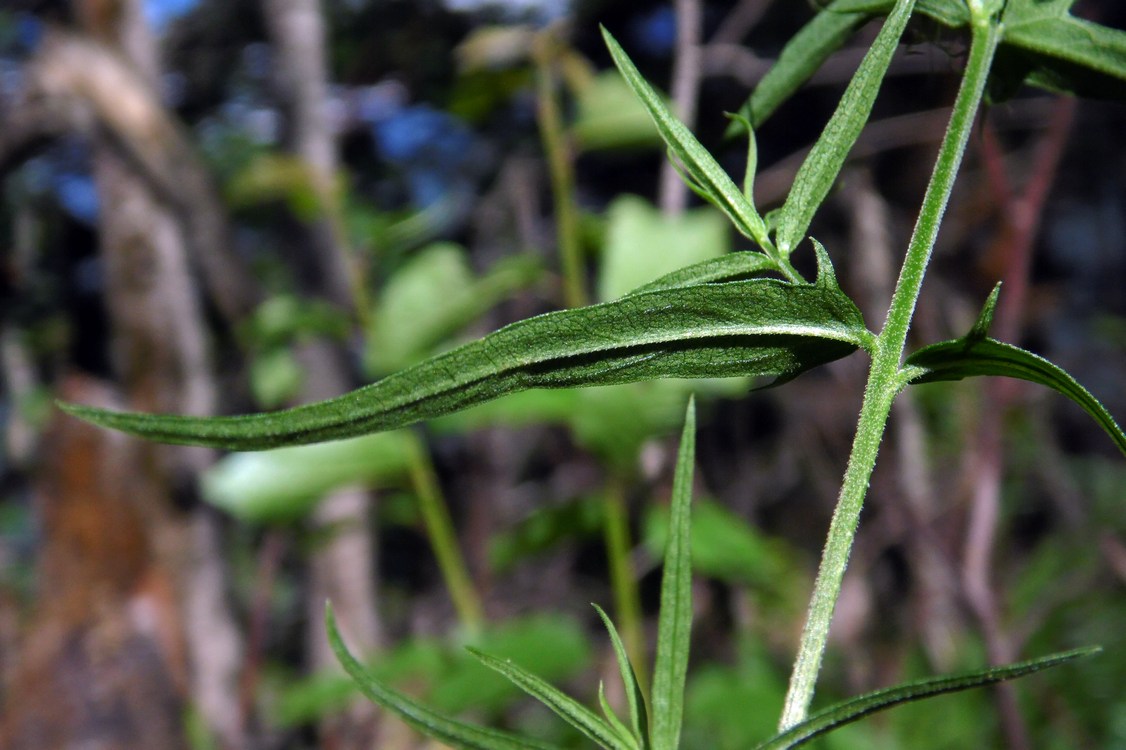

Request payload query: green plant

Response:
[59,0,1126,745]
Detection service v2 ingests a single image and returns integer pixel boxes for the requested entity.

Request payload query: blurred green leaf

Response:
[573,71,662,151]
[365,242,540,375]
[644,499,802,595]
[989,0,1126,101]
[598,196,729,303]
[249,348,304,409]
[201,431,413,523]
[60,260,869,450]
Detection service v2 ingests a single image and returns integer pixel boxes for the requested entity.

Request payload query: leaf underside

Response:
[59,272,868,451]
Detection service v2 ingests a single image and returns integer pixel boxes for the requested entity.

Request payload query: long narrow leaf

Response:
[593,604,650,748]
[467,647,634,750]
[325,605,561,750]
[754,647,1099,749]
[601,27,772,252]
[775,0,916,257]
[59,270,869,450]
[650,398,696,750]
[598,682,640,750]
[727,0,883,134]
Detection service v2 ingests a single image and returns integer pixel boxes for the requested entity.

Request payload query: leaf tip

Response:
[969,282,1002,341]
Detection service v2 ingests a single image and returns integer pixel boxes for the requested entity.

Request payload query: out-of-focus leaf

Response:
[601,27,773,254]
[201,431,413,523]
[774,0,916,257]
[597,195,728,303]
[225,153,326,220]
[326,606,563,750]
[365,242,540,375]
[573,71,662,151]
[905,286,1126,457]
[990,0,1126,101]
[249,348,304,410]
[644,499,801,594]
[59,255,870,450]
[753,647,1100,749]
[650,398,696,750]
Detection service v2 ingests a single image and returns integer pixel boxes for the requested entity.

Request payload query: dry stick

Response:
[659,0,704,216]
[961,97,1077,750]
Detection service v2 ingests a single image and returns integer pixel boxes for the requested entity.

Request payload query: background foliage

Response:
[0,1,1124,748]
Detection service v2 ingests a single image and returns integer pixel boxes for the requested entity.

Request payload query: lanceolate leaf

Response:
[59,263,870,451]
[650,398,696,750]
[775,0,916,257]
[600,27,774,255]
[467,647,636,750]
[754,647,1099,750]
[326,605,562,750]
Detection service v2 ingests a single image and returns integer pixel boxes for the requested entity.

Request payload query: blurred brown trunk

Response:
[0,2,253,747]
[262,0,384,746]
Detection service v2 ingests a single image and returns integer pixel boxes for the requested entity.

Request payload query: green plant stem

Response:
[603,474,647,689]
[535,46,588,309]
[778,15,1002,730]
[405,432,485,635]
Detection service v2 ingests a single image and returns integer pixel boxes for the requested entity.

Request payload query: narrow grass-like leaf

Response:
[775,0,916,257]
[754,647,1099,749]
[600,27,773,254]
[598,682,641,750]
[905,337,1126,456]
[325,605,561,750]
[592,604,649,748]
[58,277,869,450]
[650,398,696,750]
[630,252,779,295]
[727,0,879,134]
[467,647,634,750]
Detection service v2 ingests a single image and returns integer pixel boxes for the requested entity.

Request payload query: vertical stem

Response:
[535,39,587,309]
[778,17,1002,730]
[406,433,485,635]
[603,475,648,688]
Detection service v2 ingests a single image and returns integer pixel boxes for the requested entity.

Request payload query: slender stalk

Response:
[405,432,485,634]
[778,16,1002,730]
[534,37,588,309]
[603,474,647,689]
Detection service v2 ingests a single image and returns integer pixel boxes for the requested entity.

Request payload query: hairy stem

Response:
[779,15,1002,729]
